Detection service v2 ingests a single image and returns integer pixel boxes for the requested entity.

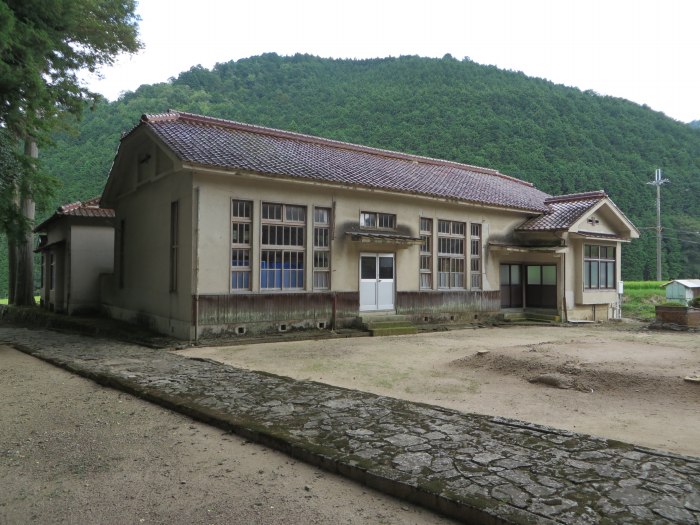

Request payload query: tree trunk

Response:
[8,238,17,304]
[7,163,19,305]
[12,137,37,306]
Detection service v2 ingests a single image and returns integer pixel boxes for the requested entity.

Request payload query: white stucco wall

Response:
[68,224,114,314]
[101,139,193,338]
[192,169,532,297]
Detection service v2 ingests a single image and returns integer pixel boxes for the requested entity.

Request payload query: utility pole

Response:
[646,168,669,281]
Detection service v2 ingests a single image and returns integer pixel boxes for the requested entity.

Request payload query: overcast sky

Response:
[84,0,700,123]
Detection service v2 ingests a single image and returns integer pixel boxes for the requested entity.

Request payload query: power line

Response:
[638,227,700,235]
[661,235,700,245]
[668,228,700,236]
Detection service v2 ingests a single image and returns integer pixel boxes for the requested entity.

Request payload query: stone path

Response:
[2,326,699,524]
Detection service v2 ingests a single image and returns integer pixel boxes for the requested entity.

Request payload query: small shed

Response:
[663,279,700,305]
[34,197,115,314]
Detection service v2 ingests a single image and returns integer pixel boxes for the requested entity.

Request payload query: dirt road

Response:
[179,323,700,457]
[0,345,454,525]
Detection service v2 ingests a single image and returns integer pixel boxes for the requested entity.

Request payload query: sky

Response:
[84,0,700,123]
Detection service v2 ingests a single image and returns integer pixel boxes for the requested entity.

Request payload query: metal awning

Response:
[570,230,627,242]
[488,241,566,254]
[345,230,422,246]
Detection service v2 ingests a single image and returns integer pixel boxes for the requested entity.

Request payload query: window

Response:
[313,207,331,289]
[360,211,396,230]
[419,217,432,289]
[437,220,465,288]
[470,223,482,289]
[49,253,55,291]
[261,203,305,290]
[584,244,616,290]
[118,220,125,289]
[170,201,179,292]
[231,200,252,290]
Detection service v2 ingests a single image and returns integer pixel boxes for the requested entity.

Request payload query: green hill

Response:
[2,54,699,297]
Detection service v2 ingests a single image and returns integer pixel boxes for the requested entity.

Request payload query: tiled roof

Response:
[135,110,551,213]
[58,197,115,219]
[35,197,114,232]
[516,191,607,231]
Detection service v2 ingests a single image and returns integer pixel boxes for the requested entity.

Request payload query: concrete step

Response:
[365,320,413,329]
[502,312,561,323]
[359,314,411,323]
[359,314,417,336]
[370,326,417,336]
[527,312,561,322]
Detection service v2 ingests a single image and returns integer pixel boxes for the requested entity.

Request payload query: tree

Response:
[0,0,141,304]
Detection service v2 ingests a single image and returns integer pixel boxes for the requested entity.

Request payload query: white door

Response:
[360,253,395,311]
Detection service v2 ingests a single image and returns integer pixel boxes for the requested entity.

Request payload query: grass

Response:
[0,296,41,305]
[621,281,667,320]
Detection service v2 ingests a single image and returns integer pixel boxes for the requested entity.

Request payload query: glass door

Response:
[360,253,395,311]
[500,264,523,308]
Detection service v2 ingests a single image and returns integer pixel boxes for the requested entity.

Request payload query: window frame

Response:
[49,253,55,291]
[583,244,616,290]
[231,199,253,291]
[360,211,396,230]
[118,219,125,289]
[170,200,179,292]
[419,217,433,290]
[260,202,306,291]
[470,222,482,290]
[313,207,331,290]
[437,219,466,289]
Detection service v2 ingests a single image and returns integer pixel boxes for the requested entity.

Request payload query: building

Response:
[97,110,639,339]
[34,197,115,314]
[663,279,700,305]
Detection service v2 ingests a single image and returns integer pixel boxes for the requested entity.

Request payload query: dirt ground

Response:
[179,322,700,457]
[0,345,454,525]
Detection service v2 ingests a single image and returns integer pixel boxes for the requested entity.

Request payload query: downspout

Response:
[193,186,200,342]
[561,249,568,323]
[331,292,337,331]
[558,232,568,323]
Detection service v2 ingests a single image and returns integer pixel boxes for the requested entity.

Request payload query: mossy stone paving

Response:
[2,326,699,525]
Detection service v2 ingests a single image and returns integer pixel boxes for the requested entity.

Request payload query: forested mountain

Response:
[2,54,699,296]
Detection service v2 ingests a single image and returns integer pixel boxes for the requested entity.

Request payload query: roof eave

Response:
[183,162,549,215]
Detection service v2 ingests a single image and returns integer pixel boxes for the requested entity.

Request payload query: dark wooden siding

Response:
[195,292,359,326]
[396,290,500,315]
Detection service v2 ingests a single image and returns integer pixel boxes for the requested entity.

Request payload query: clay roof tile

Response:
[136,110,552,213]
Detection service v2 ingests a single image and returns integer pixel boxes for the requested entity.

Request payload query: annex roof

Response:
[34,197,115,232]
[130,110,551,213]
[516,191,607,231]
